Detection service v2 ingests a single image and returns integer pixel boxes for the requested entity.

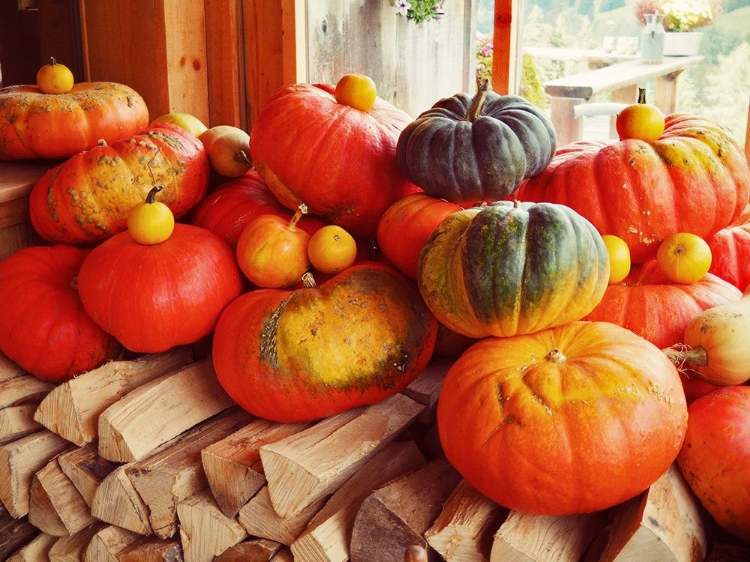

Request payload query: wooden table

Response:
[542,56,704,146]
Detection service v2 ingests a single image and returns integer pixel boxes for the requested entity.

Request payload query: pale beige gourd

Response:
[664,285,750,385]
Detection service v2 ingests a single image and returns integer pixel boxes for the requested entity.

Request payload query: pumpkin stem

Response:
[466,79,491,122]
[145,185,164,204]
[662,344,709,368]
[49,56,58,66]
[544,349,566,363]
[288,203,308,232]
[301,271,316,288]
[637,87,647,104]
[235,149,253,167]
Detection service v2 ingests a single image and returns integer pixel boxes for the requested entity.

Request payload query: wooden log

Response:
[0,506,39,560]
[0,404,42,444]
[0,429,72,518]
[117,535,183,562]
[404,545,429,562]
[47,521,106,561]
[201,417,311,518]
[260,393,425,519]
[490,510,609,561]
[97,358,235,463]
[91,464,152,536]
[425,479,508,561]
[0,350,25,382]
[583,464,707,562]
[6,532,57,561]
[270,547,295,561]
[214,538,285,562]
[238,485,328,547]
[349,457,463,562]
[401,358,452,424]
[28,451,96,537]
[124,407,253,539]
[84,525,144,562]
[0,373,55,410]
[33,348,194,447]
[58,443,119,507]
[290,439,427,562]
[177,489,248,562]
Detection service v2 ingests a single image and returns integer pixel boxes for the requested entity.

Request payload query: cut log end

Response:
[404,545,429,562]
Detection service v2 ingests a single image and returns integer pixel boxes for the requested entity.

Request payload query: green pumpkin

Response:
[417,200,609,338]
[396,82,556,204]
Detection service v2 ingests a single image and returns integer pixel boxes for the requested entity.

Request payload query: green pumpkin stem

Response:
[466,79,492,122]
[145,185,164,204]
[288,203,308,232]
[637,87,647,104]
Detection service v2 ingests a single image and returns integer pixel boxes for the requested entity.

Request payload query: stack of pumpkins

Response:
[1,58,750,545]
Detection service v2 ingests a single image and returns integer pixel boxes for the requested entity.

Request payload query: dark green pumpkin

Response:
[417,200,609,338]
[396,82,556,204]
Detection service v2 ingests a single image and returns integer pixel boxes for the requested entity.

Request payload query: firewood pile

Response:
[0,347,748,562]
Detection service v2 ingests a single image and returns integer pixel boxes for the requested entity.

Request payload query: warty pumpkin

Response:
[437,321,688,515]
[516,113,750,264]
[0,82,149,161]
[706,203,750,291]
[29,123,210,245]
[395,81,556,204]
[212,262,438,423]
[417,200,609,339]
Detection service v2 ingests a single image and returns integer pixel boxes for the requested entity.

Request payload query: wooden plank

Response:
[177,489,248,562]
[0,162,54,205]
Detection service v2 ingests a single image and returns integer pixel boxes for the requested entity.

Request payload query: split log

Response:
[97,358,235,462]
[214,538,285,562]
[0,429,71,518]
[33,348,194,447]
[117,535,183,562]
[177,489,248,562]
[6,532,57,561]
[490,510,609,561]
[0,351,25,381]
[0,372,53,443]
[58,443,119,507]
[260,393,425,519]
[583,464,707,562]
[28,451,96,536]
[0,505,39,559]
[201,417,311,518]
[291,439,427,562]
[91,464,152,536]
[237,485,328,546]
[425,479,508,561]
[0,404,42,445]
[270,547,294,561]
[349,457,463,562]
[84,525,144,562]
[0,373,55,408]
[404,545,430,562]
[47,521,106,561]
[401,358,452,424]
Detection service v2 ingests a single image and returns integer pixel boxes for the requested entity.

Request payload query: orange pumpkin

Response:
[437,321,688,515]
[0,82,149,161]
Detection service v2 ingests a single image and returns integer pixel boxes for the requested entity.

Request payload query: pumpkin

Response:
[417,200,609,339]
[212,262,438,423]
[583,259,742,349]
[249,82,420,237]
[0,245,121,382]
[516,113,750,264]
[77,223,243,353]
[677,386,750,543]
[189,171,327,249]
[0,82,149,161]
[663,284,750,386]
[395,81,556,204]
[376,192,463,281]
[29,123,210,245]
[437,321,688,515]
[706,204,750,291]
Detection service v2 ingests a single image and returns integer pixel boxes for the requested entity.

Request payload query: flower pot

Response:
[663,32,703,56]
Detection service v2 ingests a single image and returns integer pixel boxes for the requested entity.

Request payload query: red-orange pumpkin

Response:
[0,82,149,161]
[77,224,243,353]
[516,114,750,264]
[30,123,210,245]
[212,262,438,422]
[706,203,750,291]
[438,321,688,515]
[0,245,121,382]
[249,82,420,237]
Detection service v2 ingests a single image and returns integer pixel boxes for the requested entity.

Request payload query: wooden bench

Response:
[542,55,704,146]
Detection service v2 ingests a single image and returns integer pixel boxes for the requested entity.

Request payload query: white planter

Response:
[663,32,704,56]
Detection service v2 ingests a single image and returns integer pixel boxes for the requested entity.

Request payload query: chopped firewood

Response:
[91,464,152,536]
[490,510,609,561]
[6,532,57,561]
[270,547,294,561]
[33,348,194,447]
[401,358,452,424]
[706,542,750,561]
[0,505,39,559]
[201,417,311,518]
[349,457,463,562]
[425,479,508,561]
[58,443,119,507]
[177,489,248,562]
[117,535,183,562]
[583,464,707,562]
[260,393,425,519]
[84,525,144,562]
[28,451,96,536]
[47,521,106,561]
[125,407,253,539]
[0,429,71,518]
[238,485,328,546]
[214,538,285,562]
[404,545,429,562]
[291,439,426,562]
[1,404,42,444]
[0,351,25,382]
[97,358,235,463]
[0,373,55,410]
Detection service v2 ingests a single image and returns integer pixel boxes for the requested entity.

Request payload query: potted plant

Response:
[634,0,720,56]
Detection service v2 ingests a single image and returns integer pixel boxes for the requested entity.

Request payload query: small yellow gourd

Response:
[665,285,750,386]
[127,186,175,245]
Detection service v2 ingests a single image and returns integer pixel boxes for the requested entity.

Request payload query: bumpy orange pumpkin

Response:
[30,123,210,245]
[706,204,750,291]
[0,82,149,161]
[516,114,750,264]
[212,262,438,422]
[438,321,688,515]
